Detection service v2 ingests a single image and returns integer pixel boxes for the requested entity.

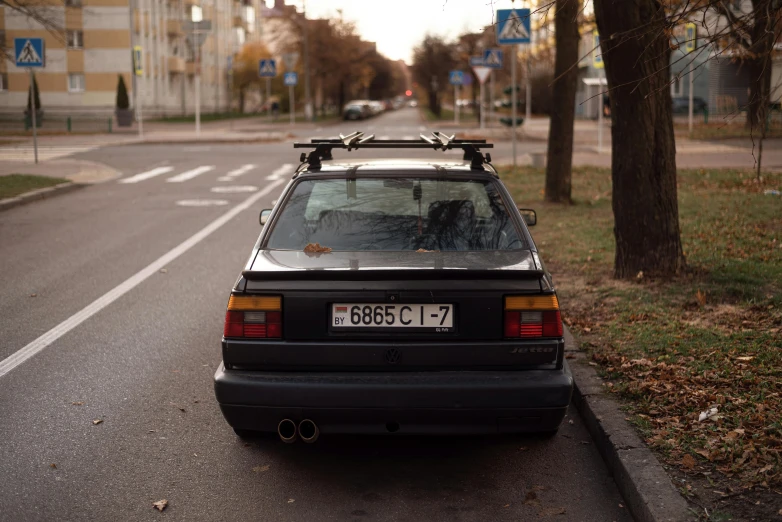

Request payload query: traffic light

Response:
[405,89,413,97]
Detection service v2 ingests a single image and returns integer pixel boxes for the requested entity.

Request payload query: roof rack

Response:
[293,131,493,170]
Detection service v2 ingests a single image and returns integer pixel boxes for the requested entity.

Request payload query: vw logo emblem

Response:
[384,348,401,364]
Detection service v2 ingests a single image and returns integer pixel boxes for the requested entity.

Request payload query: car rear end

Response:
[214,162,572,439]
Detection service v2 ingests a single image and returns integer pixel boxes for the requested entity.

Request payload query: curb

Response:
[565,328,693,522]
[0,182,84,213]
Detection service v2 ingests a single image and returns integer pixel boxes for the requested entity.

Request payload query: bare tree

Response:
[595,0,685,278]
[1,0,65,60]
[544,0,581,203]
[411,35,457,117]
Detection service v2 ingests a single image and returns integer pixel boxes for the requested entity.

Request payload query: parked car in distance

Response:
[369,101,385,115]
[408,100,418,108]
[672,96,708,114]
[343,101,370,120]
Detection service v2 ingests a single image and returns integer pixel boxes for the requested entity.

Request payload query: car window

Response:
[266,177,525,251]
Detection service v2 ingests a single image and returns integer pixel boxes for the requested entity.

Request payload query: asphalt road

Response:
[0,109,631,521]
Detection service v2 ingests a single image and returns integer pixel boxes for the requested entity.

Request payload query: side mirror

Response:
[259,209,272,226]
[519,208,537,226]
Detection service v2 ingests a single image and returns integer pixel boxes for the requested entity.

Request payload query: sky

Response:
[282,0,523,64]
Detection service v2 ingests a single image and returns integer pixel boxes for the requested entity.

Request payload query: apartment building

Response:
[1,0,261,118]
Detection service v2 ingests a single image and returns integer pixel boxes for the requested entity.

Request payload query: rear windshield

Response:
[266,177,524,251]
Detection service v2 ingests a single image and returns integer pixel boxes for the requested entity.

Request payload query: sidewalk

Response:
[0,158,121,183]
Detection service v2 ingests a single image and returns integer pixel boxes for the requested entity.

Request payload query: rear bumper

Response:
[214,362,573,435]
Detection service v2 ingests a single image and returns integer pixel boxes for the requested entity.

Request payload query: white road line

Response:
[0,172,292,379]
[264,163,295,181]
[118,166,174,184]
[217,164,257,182]
[166,165,215,183]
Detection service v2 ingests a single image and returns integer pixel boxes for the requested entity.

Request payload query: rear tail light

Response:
[223,295,282,338]
[504,295,562,338]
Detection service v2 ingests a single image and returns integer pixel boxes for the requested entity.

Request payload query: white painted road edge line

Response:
[0,168,292,379]
[167,165,215,183]
[119,166,174,184]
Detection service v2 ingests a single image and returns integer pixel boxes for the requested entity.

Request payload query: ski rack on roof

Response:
[293,131,494,170]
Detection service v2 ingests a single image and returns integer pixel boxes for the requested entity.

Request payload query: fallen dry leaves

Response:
[252,465,270,473]
[92,419,103,425]
[303,243,332,254]
[152,499,168,512]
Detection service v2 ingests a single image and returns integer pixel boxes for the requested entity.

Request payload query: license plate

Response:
[332,304,454,330]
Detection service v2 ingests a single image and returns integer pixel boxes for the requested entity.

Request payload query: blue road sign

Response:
[14,37,45,68]
[449,70,464,86]
[497,9,531,45]
[284,72,298,86]
[469,56,484,67]
[258,59,276,77]
[483,48,503,68]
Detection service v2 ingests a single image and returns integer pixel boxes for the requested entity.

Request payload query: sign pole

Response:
[195,44,201,136]
[688,61,694,134]
[455,85,459,125]
[525,49,531,124]
[512,45,517,175]
[266,77,271,120]
[480,81,485,130]
[29,69,38,164]
[598,81,604,153]
[490,70,495,128]
[290,84,294,125]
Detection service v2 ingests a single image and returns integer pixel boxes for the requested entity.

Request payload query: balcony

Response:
[186,61,197,75]
[168,56,185,73]
[167,19,183,36]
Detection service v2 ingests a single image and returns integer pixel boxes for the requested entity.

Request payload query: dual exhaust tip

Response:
[278,419,318,444]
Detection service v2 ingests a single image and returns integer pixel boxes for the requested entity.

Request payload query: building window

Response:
[65,0,82,6]
[67,30,83,49]
[68,73,85,92]
[671,75,683,96]
[0,73,8,91]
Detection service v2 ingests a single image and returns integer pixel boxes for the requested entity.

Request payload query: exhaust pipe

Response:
[277,419,298,443]
[298,419,319,444]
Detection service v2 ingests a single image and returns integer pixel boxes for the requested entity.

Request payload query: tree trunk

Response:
[746,3,776,131]
[428,90,440,116]
[594,0,684,279]
[544,0,580,203]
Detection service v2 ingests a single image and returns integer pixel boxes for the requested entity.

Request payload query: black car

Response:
[214,132,573,442]
[672,96,708,114]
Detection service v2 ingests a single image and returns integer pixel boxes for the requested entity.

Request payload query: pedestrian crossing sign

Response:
[259,59,277,78]
[284,72,298,86]
[449,71,464,86]
[496,9,531,45]
[482,48,503,69]
[133,46,143,76]
[14,38,45,68]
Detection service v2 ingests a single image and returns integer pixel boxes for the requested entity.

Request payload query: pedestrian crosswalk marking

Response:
[217,164,256,181]
[119,166,174,184]
[166,165,215,183]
